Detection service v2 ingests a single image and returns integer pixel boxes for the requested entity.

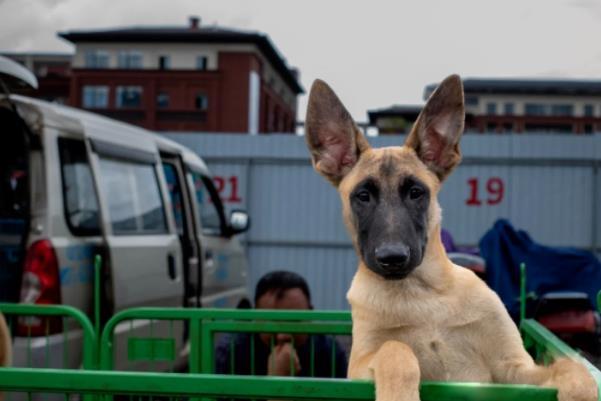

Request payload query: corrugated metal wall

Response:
[169,133,601,310]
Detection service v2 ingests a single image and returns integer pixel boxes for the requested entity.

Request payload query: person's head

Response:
[254,271,312,346]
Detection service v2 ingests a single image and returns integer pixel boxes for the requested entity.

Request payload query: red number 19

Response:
[466,177,504,206]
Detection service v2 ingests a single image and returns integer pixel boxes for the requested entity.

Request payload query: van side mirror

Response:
[228,210,250,236]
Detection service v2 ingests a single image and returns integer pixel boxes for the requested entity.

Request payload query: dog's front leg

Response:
[350,341,421,401]
[494,356,598,401]
[483,310,598,401]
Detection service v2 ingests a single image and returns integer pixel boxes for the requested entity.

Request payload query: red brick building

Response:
[369,78,601,135]
[56,17,303,133]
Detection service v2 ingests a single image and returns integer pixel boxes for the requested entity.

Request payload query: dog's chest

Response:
[394,326,490,381]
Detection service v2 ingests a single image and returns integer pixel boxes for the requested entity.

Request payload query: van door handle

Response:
[204,251,216,274]
[167,254,177,280]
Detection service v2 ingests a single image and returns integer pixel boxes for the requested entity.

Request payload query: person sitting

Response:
[215,270,347,377]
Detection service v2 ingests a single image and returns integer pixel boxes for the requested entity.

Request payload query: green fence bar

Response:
[99,307,351,371]
[0,368,560,401]
[521,318,601,399]
[0,303,97,369]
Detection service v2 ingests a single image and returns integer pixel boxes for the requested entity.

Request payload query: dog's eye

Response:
[356,190,371,202]
[409,186,425,200]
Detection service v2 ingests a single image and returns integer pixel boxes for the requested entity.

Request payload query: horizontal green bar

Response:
[0,368,558,401]
[521,319,577,358]
[205,320,352,335]
[128,337,176,362]
[105,307,351,324]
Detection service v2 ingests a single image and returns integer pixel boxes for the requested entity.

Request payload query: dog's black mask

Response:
[350,174,430,280]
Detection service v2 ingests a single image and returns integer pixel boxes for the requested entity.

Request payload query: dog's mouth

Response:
[379,265,414,280]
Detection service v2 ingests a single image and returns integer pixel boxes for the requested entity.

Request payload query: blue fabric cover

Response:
[479,219,601,318]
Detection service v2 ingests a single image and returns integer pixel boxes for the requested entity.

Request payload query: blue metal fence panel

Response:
[167,132,601,309]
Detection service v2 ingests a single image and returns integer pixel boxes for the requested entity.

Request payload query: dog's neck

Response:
[347,224,456,323]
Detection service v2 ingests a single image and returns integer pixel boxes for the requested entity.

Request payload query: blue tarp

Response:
[479,219,601,318]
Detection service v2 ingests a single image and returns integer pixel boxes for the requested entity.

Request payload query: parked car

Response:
[0,56,251,370]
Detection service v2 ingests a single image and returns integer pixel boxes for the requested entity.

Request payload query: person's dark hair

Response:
[254,270,312,306]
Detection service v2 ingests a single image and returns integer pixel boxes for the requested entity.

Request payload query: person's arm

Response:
[267,343,301,376]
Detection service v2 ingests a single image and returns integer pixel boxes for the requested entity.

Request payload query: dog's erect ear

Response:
[305,79,370,186]
[405,74,465,181]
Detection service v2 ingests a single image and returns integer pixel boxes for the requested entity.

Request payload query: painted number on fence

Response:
[466,177,504,206]
[214,175,242,203]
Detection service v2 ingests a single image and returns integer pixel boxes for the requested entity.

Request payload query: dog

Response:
[0,312,11,401]
[304,74,598,401]
[0,312,9,368]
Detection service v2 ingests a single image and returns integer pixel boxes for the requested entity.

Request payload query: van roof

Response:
[9,95,209,174]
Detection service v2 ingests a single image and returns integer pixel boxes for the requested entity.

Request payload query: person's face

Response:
[256,288,311,346]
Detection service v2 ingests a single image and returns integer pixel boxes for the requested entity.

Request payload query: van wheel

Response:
[236,299,251,309]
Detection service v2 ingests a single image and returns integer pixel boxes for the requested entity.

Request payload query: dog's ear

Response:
[305,79,370,186]
[405,74,465,181]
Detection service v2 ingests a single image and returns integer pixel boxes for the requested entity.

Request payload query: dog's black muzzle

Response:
[373,243,415,280]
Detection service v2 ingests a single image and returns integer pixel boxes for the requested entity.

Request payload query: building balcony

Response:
[94,108,146,123]
[156,109,207,122]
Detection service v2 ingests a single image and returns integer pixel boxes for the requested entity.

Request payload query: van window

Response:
[98,158,167,235]
[162,163,184,235]
[58,138,101,235]
[191,171,223,235]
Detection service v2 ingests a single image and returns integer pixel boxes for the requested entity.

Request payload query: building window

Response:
[195,92,208,110]
[550,104,573,116]
[196,56,208,70]
[584,124,593,134]
[158,55,170,70]
[504,103,514,115]
[486,102,497,115]
[82,86,109,109]
[116,86,143,108]
[156,92,169,108]
[584,104,594,117]
[465,96,479,106]
[524,103,547,116]
[84,50,109,68]
[486,122,497,132]
[118,51,143,69]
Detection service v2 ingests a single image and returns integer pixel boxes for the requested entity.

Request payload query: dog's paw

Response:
[550,358,598,401]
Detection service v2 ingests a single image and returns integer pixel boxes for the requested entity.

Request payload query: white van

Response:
[0,56,251,369]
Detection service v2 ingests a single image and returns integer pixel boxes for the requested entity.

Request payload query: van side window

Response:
[191,171,223,235]
[98,158,167,235]
[58,138,101,235]
[162,163,184,235]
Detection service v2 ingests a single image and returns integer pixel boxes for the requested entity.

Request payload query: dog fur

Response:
[0,313,10,368]
[0,312,11,401]
[305,74,598,401]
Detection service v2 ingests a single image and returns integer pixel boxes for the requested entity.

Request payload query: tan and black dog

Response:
[305,75,598,401]
[0,312,11,401]
[0,313,9,368]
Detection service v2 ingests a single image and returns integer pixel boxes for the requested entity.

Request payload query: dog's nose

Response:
[375,244,409,268]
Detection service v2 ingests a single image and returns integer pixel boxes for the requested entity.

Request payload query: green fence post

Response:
[520,262,526,324]
[94,255,102,357]
[189,318,201,374]
[200,323,214,373]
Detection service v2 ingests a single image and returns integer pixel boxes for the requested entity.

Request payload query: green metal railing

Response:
[0,256,598,401]
[98,307,351,374]
[0,367,561,401]
[0,303,97,369]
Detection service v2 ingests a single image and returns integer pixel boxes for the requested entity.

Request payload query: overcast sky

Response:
[1,0,601,122]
